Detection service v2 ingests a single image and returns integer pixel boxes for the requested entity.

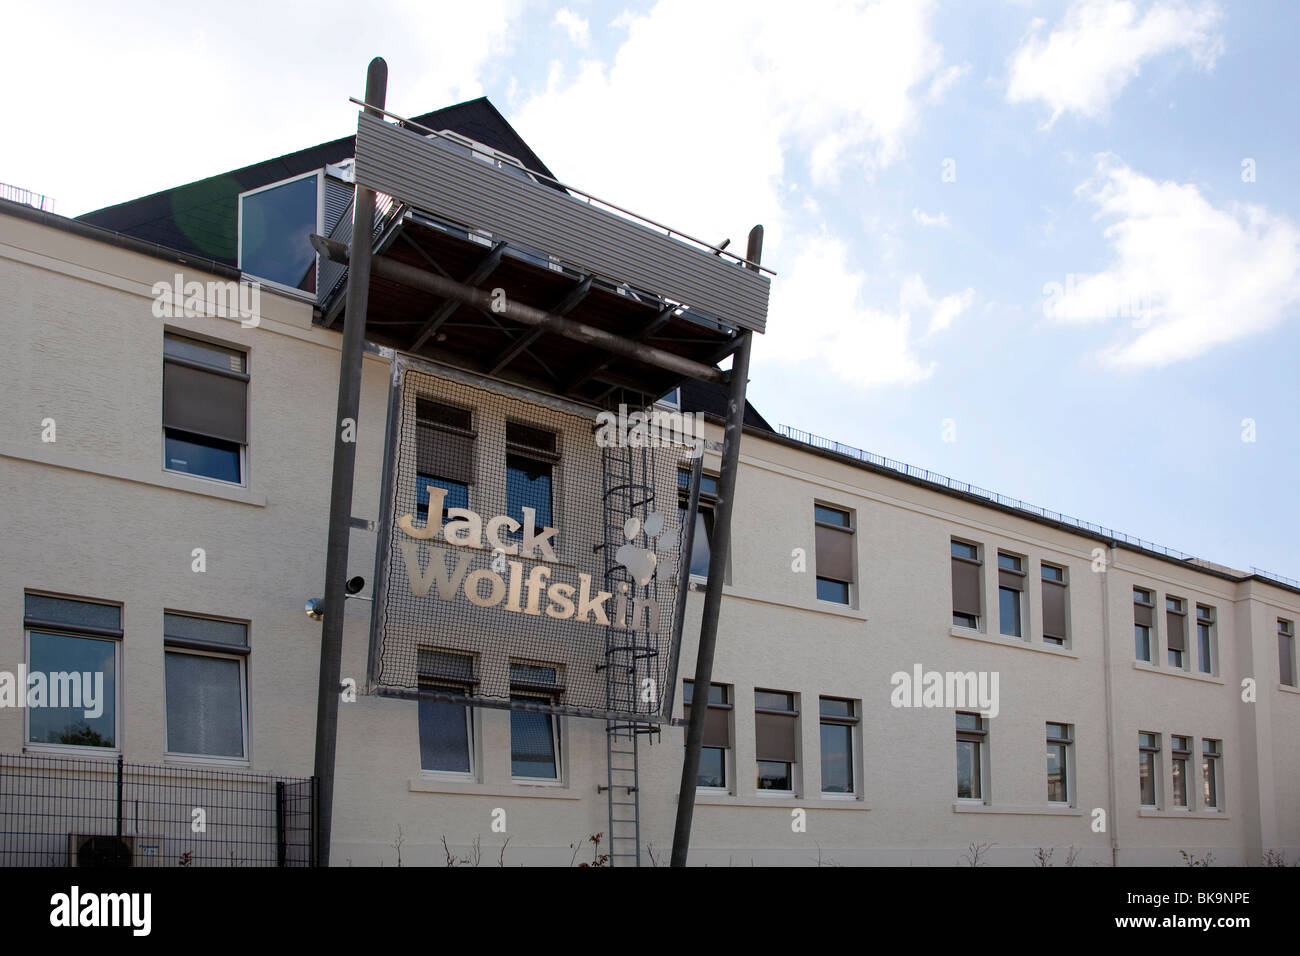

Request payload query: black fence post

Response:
[311,775,321,868]
[115,754,124,839]
[275,781,287,868]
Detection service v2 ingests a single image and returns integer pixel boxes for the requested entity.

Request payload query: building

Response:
[1,88,1297,867]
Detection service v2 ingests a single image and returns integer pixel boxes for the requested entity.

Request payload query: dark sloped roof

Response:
[679,378,773,432]
[77,97,559,267]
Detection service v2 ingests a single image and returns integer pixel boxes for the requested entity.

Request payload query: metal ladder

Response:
[596,438,662,866]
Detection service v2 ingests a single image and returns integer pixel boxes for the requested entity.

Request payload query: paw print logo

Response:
[615,511,676,586]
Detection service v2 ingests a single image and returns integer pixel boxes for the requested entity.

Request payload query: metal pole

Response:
[670,227,762,867]
[275,781,287,868]
[312,56,387,868]
[662,454,704,722]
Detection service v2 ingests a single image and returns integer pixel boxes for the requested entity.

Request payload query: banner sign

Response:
[369,362,694,721]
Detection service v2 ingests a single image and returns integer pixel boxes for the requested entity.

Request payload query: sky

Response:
[3,0,1298,579]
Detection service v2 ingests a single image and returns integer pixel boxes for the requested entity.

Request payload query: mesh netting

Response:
[370,366,695,722]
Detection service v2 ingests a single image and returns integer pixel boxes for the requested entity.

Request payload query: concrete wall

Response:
[2,211,1296,866]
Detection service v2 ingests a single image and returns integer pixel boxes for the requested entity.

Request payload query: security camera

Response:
[346,576,365,595]
[305,598,324,621]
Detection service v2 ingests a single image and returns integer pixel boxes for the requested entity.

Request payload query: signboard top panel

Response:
[354,112,769,334]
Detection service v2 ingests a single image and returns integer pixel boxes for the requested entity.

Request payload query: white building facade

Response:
[1,117,1297,867]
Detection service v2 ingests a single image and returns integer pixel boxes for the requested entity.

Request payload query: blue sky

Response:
[4,0,1298,577]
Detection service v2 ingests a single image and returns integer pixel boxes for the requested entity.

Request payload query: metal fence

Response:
[0,183,55,212]
[778,424,1220,566]
[0,752,315,867]
[1250,567,1300,589]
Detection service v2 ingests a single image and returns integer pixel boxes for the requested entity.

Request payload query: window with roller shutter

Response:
[1166,596,1187,669]
[1134,587,1155,662]
[813,504,853,605]
[416,649,477,776]
[1041,563,1068,646]
[682,680,731,789]
[678,470,719,581]
[754,689,798,792]
[508,661,563,780]
[997,552,1025,639]
[162,332,247,485]
[163,612,249,760]
[951,539,982,629]
[818,697,858,795]
[1280,619,1297,687]
[414,399,474,522]
[1195,605,1215,675]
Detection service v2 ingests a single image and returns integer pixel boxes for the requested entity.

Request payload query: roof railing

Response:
[775,424,1294,583]
[1251,567,1300,589]
[0,183,55,212]
[347,98,775,276]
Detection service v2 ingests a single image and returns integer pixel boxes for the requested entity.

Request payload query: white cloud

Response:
[926,62,970,102]
[900,273,975,336]
[1045,158,1300,369]
[1007,0,1223,125]
[515,0,953,250]
[912,207,950,228]
[762,237,935,387]
[0,0,525,215]
[553,8,591,47]
[760,239,972,387]
[514,0,960,387]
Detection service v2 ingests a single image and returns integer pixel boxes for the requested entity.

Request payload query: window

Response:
[814,505,854,605]
[162,333,248,484]
[23,594,121,751]
[1202,739,1221,810]
[1134,588,1155,662]
[1171,735,1192,808]
[417,649,477,775]
[1139,732,1160,807]
[509,662,562,780]
[819,697,858,795]
[1166,597,1187,668]
[951,540,982,628]
[414,400,474,523]
[997,552,1025,638]
[677,470,718,579]
[682,680,731,788]
[1046,722,1071,804]
[505,423,558,542]
[1041,564,1068,645]
[956,712,986,800]
[754,690,798,792]
[1195,605,1215,674]
[163,613,249,759]
[1280,619,1297,687]
[238,171,321,292]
